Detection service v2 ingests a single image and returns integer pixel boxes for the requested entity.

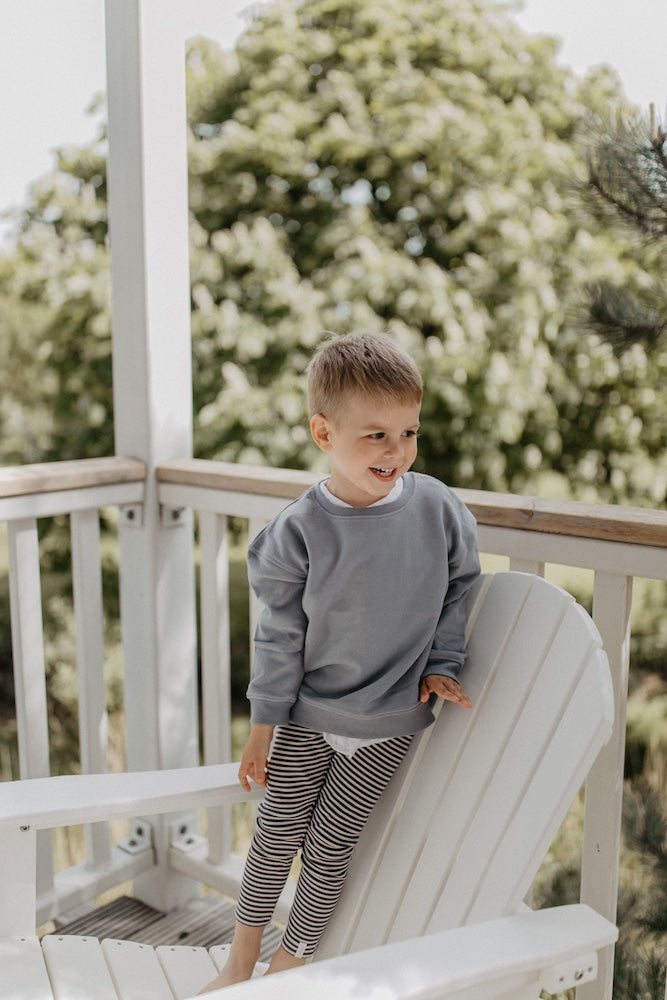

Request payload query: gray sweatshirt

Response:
[246,472,480,739]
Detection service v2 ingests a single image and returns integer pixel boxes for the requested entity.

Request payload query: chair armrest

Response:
[190,904,617,1000]
[0,763,262,831]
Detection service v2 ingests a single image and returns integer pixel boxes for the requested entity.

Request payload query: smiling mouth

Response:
[371,467,395,479]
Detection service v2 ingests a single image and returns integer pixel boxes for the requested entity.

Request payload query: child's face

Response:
[310,392,420,507]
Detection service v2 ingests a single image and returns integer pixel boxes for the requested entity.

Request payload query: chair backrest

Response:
[316,571,614,960]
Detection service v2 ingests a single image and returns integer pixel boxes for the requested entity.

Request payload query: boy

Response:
[199,332,480,992]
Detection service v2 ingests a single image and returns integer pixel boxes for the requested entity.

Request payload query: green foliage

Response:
[0,129,112,464]
[183,0,667,504]
[0,0,665,505]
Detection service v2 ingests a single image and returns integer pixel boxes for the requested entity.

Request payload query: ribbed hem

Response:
[289,698,434,740]
[249,698,293,726]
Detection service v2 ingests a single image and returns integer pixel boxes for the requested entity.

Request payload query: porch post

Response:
[105,0,198,910]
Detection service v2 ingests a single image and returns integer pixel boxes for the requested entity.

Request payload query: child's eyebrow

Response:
[360,422,420,432]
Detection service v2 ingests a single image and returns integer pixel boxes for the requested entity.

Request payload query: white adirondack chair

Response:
[0,572,617,999]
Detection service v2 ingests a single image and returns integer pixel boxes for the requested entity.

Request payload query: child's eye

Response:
[404,430,419,438]
[368,432,385,440]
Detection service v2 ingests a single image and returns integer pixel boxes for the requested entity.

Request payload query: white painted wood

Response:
[158,483,292,522]
[6,519,54,900]
[184,906,616,1000]
[0,936,54,1000]
[508,556,544,575]
[102,938,175,999]
[105,0,198,912]
[208,944,269,978]
[0,763,260,834]
[317,573,613,958]
[0,825,37,937]
[71,508,112,869]
[208,943,231,970]
[578,572,633,1000]
[199,511,233,865]
[37,849,155,927]
[7,519,50,782]
[41,935,118,1000]
[156,944,218,999]
[0,574,616,1000]
[156,460,667,549]
[0,480,144,521]
[477,524,667,580]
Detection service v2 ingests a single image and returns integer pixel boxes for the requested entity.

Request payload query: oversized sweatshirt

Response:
[246,471,481,739]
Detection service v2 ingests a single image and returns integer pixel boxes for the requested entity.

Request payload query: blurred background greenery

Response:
[0,1,665,995]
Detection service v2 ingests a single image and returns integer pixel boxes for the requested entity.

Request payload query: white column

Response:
[105,0,198,911]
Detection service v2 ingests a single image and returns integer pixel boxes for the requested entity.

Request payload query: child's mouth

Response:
[371,467,395,480]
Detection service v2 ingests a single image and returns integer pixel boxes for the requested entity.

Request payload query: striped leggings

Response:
[236,723,412,958]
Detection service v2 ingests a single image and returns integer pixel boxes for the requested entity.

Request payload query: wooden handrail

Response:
[1,455,664,548]
[0,457,146,499]
[158,458,667,549]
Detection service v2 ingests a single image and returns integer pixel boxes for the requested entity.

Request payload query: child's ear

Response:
[310,413,333,452]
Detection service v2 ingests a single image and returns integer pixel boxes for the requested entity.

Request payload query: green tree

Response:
[0,134,112,463]
[185,0,665,503]
[1,0,665,506]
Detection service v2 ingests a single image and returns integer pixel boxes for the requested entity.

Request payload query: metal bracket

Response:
[119,503,144,528]
[541,952,598,992]
[118,819,154,856]
[160,504,186,529]
[170,819,206,854]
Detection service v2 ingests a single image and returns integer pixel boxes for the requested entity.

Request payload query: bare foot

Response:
[197,965,249,994]
[265,944,307,976]
[197,923,265,994]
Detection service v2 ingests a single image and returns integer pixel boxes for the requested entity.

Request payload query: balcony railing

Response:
[1,455,666,1000]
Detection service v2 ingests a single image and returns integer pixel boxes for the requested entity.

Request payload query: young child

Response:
[199,331,480,992]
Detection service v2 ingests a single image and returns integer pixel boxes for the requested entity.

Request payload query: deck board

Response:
[53,895,282,960]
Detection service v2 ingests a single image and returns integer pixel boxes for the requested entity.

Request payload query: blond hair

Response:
[307,332,423,418]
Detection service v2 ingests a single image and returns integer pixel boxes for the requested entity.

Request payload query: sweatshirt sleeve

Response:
[424,497,480,681]
[246,523,308,726]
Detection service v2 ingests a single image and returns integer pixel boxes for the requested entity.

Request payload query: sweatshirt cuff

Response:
[249,698,293,727]
[421,664,462,683]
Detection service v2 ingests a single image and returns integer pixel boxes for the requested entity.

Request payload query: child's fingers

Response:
[238,756,269,791]
[420,675,472,708]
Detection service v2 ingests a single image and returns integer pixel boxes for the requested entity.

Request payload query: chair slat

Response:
[41,935,118,1000]
[102,938,175,999]
[0,936,54,1000]
[423,610,608,930]
[209,945,269,979]
[464,648,613,926]
[318,573,613,958]
[156,944,218,1000]
[336,573,565,947]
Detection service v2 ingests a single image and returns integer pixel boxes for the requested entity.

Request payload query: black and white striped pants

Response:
[236,722,413,958]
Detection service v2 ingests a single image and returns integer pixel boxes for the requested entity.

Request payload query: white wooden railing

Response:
[1,456,666,1000]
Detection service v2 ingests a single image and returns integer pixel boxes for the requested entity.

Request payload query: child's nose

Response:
[384,438,403,460]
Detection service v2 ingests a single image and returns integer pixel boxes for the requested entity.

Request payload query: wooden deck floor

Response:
[53,895,283,961]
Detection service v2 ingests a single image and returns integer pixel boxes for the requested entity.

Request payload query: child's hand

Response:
[419,675,472,708]
[238,724,274,792]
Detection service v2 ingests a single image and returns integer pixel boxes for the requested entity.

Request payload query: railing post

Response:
[200,511,233,864]
[578,571,633,1000]
[71,509,112,868]
[7,518,54,899]
[105,0,198,911]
